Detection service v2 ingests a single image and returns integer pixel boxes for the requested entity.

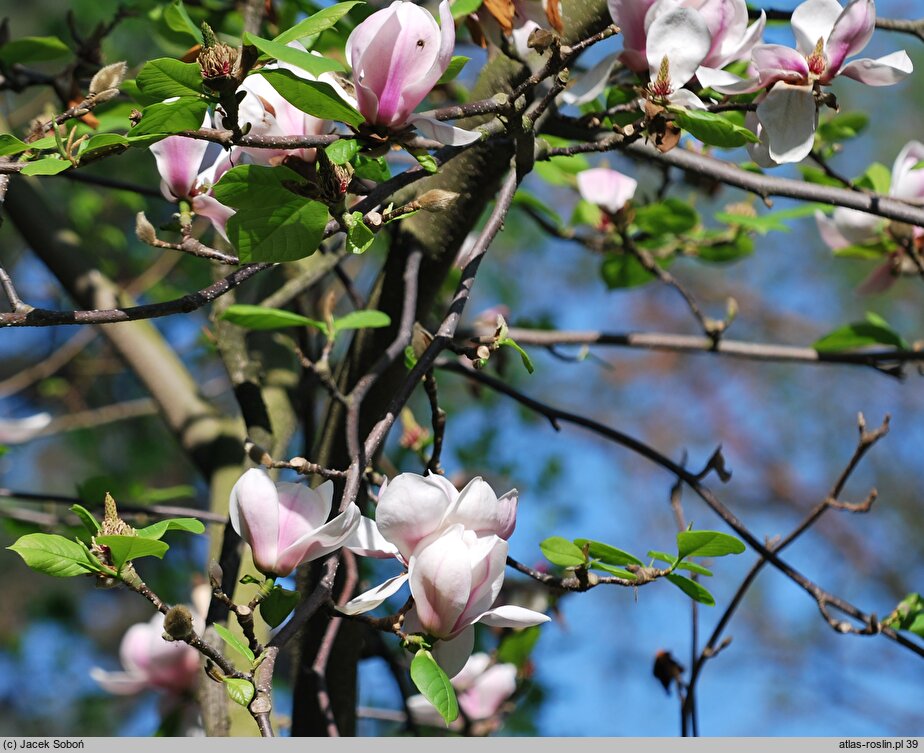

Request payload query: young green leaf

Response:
[129,98,210,137]
[666,574,716,606]
[135,518,206,540]
[410,649,459,724]
[259,585,301,628]
[813,311,909,353]
[0,134,34,157]
[224,678,255,707]
[20,158,72,176]
[344,212,376,254]
[135,58,206,103]
[228,198,330,263]
[676,530,746,560]
[672,109,759,148]
[162,0,203,44]
[220,304,327,333]
[634,199,699,236]
[601,254,660,289]
[332,309,391,333]
[325,139,360,165]
[450,0,483,17]
[243,34,345,76]
[8,533,110,577]
[94,535,169,571]
[412,151,439,174]
[213,624,256,663]
[0,36,69,66]
[498,337,535,374]
[70,504,101,536]
[539,536,586,568]
[496,624,541,668]
[437,55,469,84]
[78,134,130,163]
[574,539,643,566]
[274,1,366,44]
[589,562,637,579]
[262,70,364,127]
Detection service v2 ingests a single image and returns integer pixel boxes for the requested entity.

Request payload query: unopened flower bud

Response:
[89,61,127,97]
[417,189,459,212]
[135,212,157,244]
[163,604,195,641]
[208,560,223,589]
[476,345,491,360]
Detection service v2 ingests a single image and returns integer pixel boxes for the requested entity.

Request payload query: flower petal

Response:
[273,501,361,575]
[455,534,508,632]
[432,624,475,678]
[407,525,472,637]
[826,0,875,73]
[410,115,482,145]
[344,515,401,558]
[150,126,209,201]
[375,472,456,558]
[608,0,659,70]
[90,669,149,696]
[839,50,913,86]
[576,167,638,215]
[891,140,924,200]
[458,663,517,721]
[560,53,620,106]
[791,0,843,55]
[0,412,52,444]
[447,477,519,539]
[190,194,234,243]
[695,66,762,95]
[475,604,551,628]
[337,572,409,615]
[229,468,280,576]
[752,44,810,87]
[756,82,817,164]
[646,7,712,86]
[815,210,852,250]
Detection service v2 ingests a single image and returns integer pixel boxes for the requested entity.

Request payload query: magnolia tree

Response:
[2,0,924,738]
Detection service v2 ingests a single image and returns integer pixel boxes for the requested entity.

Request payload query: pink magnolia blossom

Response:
[408,652,517,727]
[610,0,764,76]
[229,468,361,578]
[577,167,638,215]
[340,472,548,676]
[90,613,200,696]
[237,42,332,165]
[714,0,912,165]
[346,1,479,145]
[149,117,236,241]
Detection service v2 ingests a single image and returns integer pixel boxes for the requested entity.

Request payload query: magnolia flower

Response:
[346,0,479,145]
[0,412,52,444]
[229,468,361,578]
[341,472,548,676]
[815,140,924,292]
[90,612,200,695]
[237,42,332,165]
[577,167,638,215]
[713,0,912,165]
[149,116,236,241]
[611,0,765,77]
[408,652,517,728]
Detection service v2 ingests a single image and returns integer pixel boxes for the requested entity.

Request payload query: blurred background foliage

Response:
[0,0,922,737]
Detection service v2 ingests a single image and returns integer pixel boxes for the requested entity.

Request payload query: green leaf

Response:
[94,534,169,571]
[325,138,360,165]
[832,241,891,260]
[213,623,256,663]
[259,585,300,628]
[498,337,535,374]
[533,153,591,186]
[163,1,203,43]
[354,155,390,182]
[136,58,206,103]
[8,533,109,577]
[590,561,637,579]
[672,109,759,148]
[0,36,69,65]
[883,592,924,635]
[69,504,101,536]
[224,678,255,707]
[332,309,391,333]
[437,55,469,84]
[220,304,326,332]
[413,151,438,174]
[648,550,678,567]
[513,190,563,229]
[813,311,909,353]
[696,233,754,264]
[129,97,210,136]
[496,624,540,668]
[274,1,366,44]
[344,211,376,254]
[20,158,71,176]
[676,530,746,560]
[856,162,891,195]
[244,33,345,75]
[135,518,206,539]
[674,561,713,577]
[239,574,263,585]
[634,199,699,236]
[570,198,603,228]
[78,134,130,162]
[539,536,586,568]
[601,254,659,289]
[262,69,364,127]
[817,111,869,144]
[213,165,331,263]
[715,203,824,236]
[0,134,33,157]
[410,649,459,725]
[450,0,483,16]
[666,574,715,606]
[573,539,642,566]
